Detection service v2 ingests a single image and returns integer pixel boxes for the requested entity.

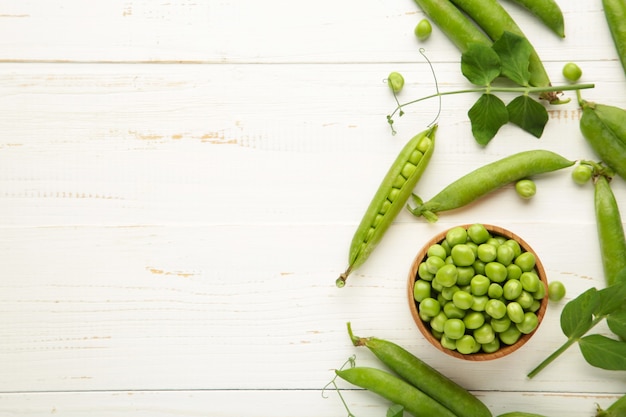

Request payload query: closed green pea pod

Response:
[506,0,565,38]
[337,125,437,287]
[409,150,574,222]
[449,0,552,88]
[347,323,493,417]
[580,101,626,181]
[594,175,626,287]
[603,0,626,77]
[335,367,458,417]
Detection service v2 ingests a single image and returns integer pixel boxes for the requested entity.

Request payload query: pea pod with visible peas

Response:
[337,125,437,287]
[505,0,565,38]
[602,0,626,77]
[579,100,626,181]
[594,174,626,287]
[335,366,458,417]
[408,150,574,222]
[347,322,493,417]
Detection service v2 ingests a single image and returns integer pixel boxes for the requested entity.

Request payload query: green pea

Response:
[470,274,490,296]
[444,301,466,319]
[430,312,448,333]
[455,334,477,354]
[529,299,541,312]
[464,311,486,330]
[548,280,566,301]
[503,279,523,300]
[516,291,535,310]
[488,283,504,299]
[440,335,457,350]
[477,243,497,262]
[473,260,486,275]
[516,312,539,334]
[562,62,582,82]
[468,223,491,244]
[506,263,523,281]
[506,301,525,324]
[456,266,475,286]
[485,262,508,283]
[419,297,441,317]
[413,280,432,302]
[415,18,433,41]
[426,256,446,274]
[445,226,468,247]
[451,244,476,266]
[471,295,489,312]
[437,293,447,306]
[485,299,507,319]
[474,323,495,344]
[520,271,540,292]
[452,290,474,310]
[443,318,466,340]
[486,237,502,247]
[435,264,459,287]
[432,278,444,293]
[515,252,536,272]
[418,261,435,281]
[387,72,405,94]
[441,285,460,301]
[572,163,593,185]
[504,239,522,258]
[515,179,537,199]
[440,240,452,256]
[496,245,515,266]
[499,325,522,345]
[481,337,500,353]
[427,243,447,259]
[491,316,512,333]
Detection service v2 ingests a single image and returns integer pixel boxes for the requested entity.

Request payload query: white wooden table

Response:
[1,1,625,416]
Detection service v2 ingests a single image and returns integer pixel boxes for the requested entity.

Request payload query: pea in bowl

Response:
[407,224,548,361]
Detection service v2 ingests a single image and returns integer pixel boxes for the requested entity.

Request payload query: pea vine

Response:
[387,32,595,146]
[527,268,626,378]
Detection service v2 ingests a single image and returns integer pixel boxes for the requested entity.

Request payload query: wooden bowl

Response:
[407,224,548,361]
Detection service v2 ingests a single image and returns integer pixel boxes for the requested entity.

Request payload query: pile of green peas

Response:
[413,224,546,355]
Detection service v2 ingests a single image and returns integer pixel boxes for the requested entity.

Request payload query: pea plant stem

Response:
[526,314,605,379]
[389,83,595,119]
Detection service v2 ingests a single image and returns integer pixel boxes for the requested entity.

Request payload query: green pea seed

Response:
[520,271,540,292]
[548,280,566,302]
[413,280,432,302]
[435,264,459,287]
[470,274,490,296]
[516,312,539,334]
[419,297,441,317]
[503,279,523,300]
[499,326,522,345]
[445,226,468,247]
[481,337,500,353]
[440,335,457,350]
[491,316,512,333]
[427,243,447,259]
[467,223,491,244]
[471,295,489,312]
[515,252,536,272]
[516,291,535,310]
[485,262,508,283]
[485,299,507,319]
[430,312,448,333]
[456,266,475,286]
[452,290,474,310]
[515,179,537,199]
[474,323,496,344]
[415,18,433,41]
[506,263,523,281]
[444,301,466,319]
[387,71,404,93]
[455,334,477,354]
[418,261,435,281]
[451,244,476,266]
[506,301,525,324]
[426,256,446,274]
[463,311,486,330]
[443,318,466,340]
[488,283,504,299]
[496,244,515,266]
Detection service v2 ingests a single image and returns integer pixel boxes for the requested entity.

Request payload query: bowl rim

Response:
[407,223,549,361]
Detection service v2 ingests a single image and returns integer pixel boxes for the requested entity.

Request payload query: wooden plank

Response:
[0,0,620,65]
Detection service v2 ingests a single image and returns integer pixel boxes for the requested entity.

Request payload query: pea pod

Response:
[412,0,493,52]
[594,174,626,287]
[335,366,458,417]
[409,150,574,222]
[347,323,492,417]
[579,101,626,181]
[448,0,552,89]
[603,0,626,77]
[505,0,564,38]
[597,393,626,417]
[337,125,437,287]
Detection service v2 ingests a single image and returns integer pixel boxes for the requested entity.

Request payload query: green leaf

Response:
[595,280,626,316]
[608,310,626,340]
[561,287,599,338]
[492,31,532,86]
[387,404,405,417]
[579,334,626,370]
[461,43,501,86]
[468,94,509,145]
[506,95,549,138]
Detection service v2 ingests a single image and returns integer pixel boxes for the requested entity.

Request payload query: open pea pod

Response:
[337,125,437,287]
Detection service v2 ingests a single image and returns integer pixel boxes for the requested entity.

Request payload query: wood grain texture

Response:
[1,0,626,415]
